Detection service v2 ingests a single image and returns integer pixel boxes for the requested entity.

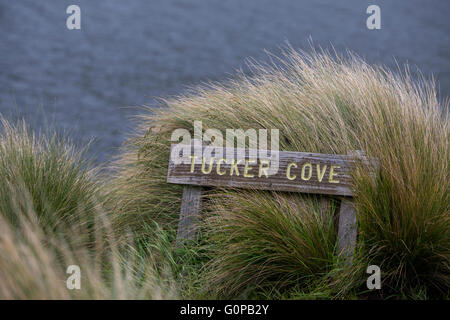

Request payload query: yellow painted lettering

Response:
[216,158,227,175]
[189,155,197,173]
[316,164,327,182]
[301,162,312,181]
[230,159,242,176]
[286,162,297,180]
[244,159,256,178]
[329,165,340,183]
[259,160,270,178]
[201,157,214,174]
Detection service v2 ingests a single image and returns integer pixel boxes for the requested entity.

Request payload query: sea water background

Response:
[0,0,449,162]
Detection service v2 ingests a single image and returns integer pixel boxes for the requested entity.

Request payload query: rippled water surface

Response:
[1,0,449,161]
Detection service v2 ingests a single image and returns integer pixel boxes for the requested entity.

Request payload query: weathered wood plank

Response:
[167,142,377,197]
[337,198,357,264]
[176,185,203,246]
[336,150,366,265]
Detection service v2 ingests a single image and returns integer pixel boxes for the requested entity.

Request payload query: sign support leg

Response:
[176,185,203,246]
[337,197,357,265]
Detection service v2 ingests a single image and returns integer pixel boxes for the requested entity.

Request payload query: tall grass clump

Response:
[109,47,449,298]
[202,191,337,298]
[0,117,178,299]
[0,193,178,299]
[0,117,99,238]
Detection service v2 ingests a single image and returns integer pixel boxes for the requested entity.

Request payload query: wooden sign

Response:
[168,144,376,197]
[167,140,378,264]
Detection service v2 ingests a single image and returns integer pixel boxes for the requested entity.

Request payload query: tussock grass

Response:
[0,205,178,299]
[109,47,449,298]
[0,118,177,299]
[202,191,336,298]
[0,117,98,237]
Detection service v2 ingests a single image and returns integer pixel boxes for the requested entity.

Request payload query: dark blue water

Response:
[1,0,449,162]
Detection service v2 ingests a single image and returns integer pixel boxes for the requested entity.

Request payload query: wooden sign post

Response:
[167,140,378,264]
